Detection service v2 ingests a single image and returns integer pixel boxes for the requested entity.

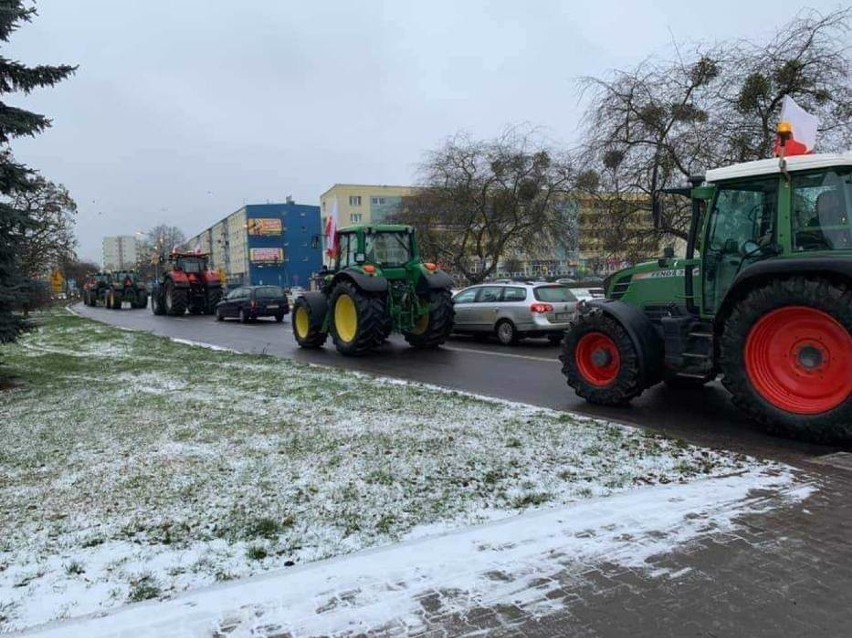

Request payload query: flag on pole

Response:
[325,196,340,263]
[774,95,819,157]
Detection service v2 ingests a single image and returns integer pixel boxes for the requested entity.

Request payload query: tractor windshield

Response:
[365,232,411,267]
[177,258,206,273]
[791,168,852,252]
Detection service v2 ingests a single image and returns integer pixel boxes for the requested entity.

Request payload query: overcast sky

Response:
[7,0,846,263]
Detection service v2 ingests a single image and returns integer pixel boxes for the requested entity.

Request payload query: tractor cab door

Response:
[701,177,779,316]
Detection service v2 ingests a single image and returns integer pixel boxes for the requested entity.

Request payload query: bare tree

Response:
[395,129,577,284]
[143,224,186,261]
[578,8,851,247]
[13,176,77,279]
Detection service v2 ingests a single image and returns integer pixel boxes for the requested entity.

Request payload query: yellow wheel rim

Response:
[334,294,358,343]
[294,306,310,338]
[412,310,429,335]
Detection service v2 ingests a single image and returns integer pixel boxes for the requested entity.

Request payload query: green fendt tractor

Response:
[559,152,851,442]
[292,224,455,355]
[104,270,148,309]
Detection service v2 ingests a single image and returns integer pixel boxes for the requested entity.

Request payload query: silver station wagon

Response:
[452,282,578,345]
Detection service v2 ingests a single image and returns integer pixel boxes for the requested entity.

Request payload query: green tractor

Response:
[559,152,851,441]
[292,224,455,355]
[104,270,148,309]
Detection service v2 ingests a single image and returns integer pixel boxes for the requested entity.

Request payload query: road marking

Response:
[443,346,559,363]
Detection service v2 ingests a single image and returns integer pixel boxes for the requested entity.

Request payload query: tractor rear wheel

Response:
[329,281,386,355]
[206,289,222,314]
[403,289,454,349]
[559,312,644,405]
[151,291,166,315]
[292,297,327,348]
[720,277,852,442]
[164,281,188,316]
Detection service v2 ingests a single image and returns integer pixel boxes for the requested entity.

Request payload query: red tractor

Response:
[150,252,223,316]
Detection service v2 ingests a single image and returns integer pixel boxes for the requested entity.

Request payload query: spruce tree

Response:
[0,1,75,344]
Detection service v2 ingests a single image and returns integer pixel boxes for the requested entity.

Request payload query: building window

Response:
[371,196,386,206]
[350,213,362,223]
[349,195,362,206]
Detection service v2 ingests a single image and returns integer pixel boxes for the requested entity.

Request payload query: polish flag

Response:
[325,196,340,263]
[774,95,819,157]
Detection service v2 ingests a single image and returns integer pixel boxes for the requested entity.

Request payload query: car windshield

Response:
[364,231,411,267]
[255,286,284,299]
[534,286,577,302]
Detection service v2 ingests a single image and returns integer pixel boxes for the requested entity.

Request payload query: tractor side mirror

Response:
[657,246,675,267]
[355,252,366,264]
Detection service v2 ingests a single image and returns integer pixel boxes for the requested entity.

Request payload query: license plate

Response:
[266,305,278,309]
[555,313,569,321]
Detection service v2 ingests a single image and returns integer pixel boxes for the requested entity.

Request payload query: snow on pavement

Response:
[22,467,813,638]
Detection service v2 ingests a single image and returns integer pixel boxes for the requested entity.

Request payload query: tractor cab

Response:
[170,253,210,274]
[334,225,421,281]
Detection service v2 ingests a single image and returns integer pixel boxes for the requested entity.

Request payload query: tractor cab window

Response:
[702,178,778,314]
[337,233,357,268]
[365,232,411,267]
[791,169,852,252]
[178,258,205,274]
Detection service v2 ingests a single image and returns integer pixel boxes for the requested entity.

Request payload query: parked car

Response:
[215,285,290,323]
[452,282,578,345]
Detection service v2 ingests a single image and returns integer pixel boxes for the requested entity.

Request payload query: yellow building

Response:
[319,184,420,228]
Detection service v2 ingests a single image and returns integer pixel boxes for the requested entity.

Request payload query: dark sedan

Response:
[215,285,290,323]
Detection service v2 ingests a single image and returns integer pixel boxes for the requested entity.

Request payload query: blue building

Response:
[186,201,322,289]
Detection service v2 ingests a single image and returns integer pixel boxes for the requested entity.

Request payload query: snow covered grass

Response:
[0,312,782,632]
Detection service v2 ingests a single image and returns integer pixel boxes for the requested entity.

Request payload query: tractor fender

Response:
[165,272,190,288]
[715,257,852,331]
[415,268,453,293]
[581,299,664,385]
[299,292,329,330]
[333,268,389,293]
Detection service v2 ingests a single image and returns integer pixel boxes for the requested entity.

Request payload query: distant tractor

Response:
[82,272,110,306]
[150,252,223,316]
[292,224,454,355]
[104,270,148,309]
[559,150,851,442]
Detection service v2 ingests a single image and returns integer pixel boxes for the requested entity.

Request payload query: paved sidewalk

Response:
[20,461,849,638]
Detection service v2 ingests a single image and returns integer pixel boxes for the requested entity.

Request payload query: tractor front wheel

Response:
[720,277,852,442]
[292,297,327,348]
[403,289,454,349]
[164,282,188,316]
[329,281,386,355]
[559,312,644,405]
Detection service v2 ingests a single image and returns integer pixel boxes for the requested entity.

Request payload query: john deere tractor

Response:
[82,272,110,306]
[559,151,851,442]
[150,252,222,316]
[104,270,148,309]
[292,224,454,355]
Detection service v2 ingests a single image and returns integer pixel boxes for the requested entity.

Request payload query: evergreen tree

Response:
[0,1,75,345]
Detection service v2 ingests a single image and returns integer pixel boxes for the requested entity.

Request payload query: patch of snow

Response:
[24,468,813,638]
[169,338,239,353]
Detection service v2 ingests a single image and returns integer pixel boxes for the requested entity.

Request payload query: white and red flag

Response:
[324,196,340,263]
[774,95,819,157]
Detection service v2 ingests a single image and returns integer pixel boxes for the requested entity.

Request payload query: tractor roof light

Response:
[363,265,377,275]
[424,262,438,272]
[777,121,793,139]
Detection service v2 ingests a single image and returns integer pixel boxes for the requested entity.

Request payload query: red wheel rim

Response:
[745,306,851,415]
[576,332,621,387]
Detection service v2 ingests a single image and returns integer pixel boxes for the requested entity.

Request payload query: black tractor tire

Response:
[329,280,387,356]
[135,293,148,309]
[495,319,519,346]
[403,289,455,349]
[164,281,188,316]
[559,311,644,406]
[107,290,119,310]
[206,289,222,314]
[151,291,166,315]
[292,296,328,348]
[719,277,852,443]
[189,305,203,315]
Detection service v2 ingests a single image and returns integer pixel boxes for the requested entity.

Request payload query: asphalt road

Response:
[71,302,846,462]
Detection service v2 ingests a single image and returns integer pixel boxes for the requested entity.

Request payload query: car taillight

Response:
[530,303,553,313]
[251,301,257,309]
